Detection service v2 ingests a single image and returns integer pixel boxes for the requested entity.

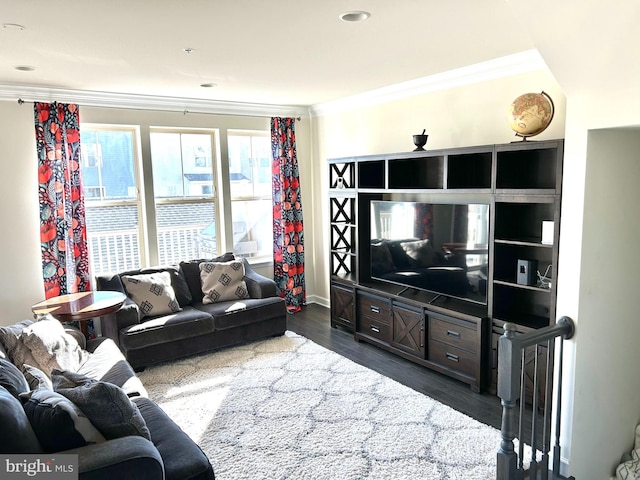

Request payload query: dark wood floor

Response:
[287,303,503,430]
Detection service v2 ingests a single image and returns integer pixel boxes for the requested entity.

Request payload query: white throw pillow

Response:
[200,260,249,304]
[21,318,89,375]
[0,320,43,371]
[122,271,182,319]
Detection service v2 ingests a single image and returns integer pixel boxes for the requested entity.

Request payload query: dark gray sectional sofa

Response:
[95,253,287,370]
[0,323,214,480]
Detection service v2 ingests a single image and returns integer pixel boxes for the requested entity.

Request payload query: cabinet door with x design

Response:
[391,303,425,358]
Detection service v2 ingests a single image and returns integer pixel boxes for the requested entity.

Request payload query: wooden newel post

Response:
[497,322,521,480]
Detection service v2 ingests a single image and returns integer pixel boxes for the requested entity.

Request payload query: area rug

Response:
[138,331,502,480]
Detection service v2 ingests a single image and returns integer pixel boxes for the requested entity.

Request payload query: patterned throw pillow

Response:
[121,271,182,318]
[200,260,250,304]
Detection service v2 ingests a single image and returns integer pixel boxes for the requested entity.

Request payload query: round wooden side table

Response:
[31,291,126,338]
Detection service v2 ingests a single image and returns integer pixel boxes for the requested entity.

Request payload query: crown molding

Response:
[0,49,545,119]
[310,49,548,117]
[0,85,310,119]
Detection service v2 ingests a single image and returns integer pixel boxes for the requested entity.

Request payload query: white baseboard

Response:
[304,295,329,309]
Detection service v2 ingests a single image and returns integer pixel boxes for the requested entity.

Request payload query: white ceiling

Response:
[1,0,537,108]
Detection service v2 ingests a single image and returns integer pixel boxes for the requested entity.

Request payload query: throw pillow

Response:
[20,389,105,452]
[200,259,249,304]
[0,386,42,454]
[400,239,438,268]
[0,320,43,371]
[371,241,396,275]
[0,358,30,399]
[387,241,415,269]
[23,364,53,391]
[21,317,89,375]
[52,370,151,441]
[129,266,192,306]
[180,252,236,302]
[121,271,182,319]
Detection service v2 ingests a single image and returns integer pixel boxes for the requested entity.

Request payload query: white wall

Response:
[0,101,312,324]
[569,128,640,477]
[0,101,45,323]
[557,91,640,478]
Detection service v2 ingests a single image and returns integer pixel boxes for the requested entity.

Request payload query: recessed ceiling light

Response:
[14,65,35,72]
[339,11,370,22]
[3,23,25,31]
[200,83,217,88]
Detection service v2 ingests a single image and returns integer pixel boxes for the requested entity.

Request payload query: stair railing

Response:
[496,316,575,480]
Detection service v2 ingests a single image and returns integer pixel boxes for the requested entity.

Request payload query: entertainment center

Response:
[328,139,563,394]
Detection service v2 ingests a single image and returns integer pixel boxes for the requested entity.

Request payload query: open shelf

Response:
[447,152,492,189]
[330,224,355,251]
[496,146,560,191]
[494,202,556,244]
[494,238,554,248]
[329,161,355,189]
[358,160,385,189]
[388,156,444,189]
[330,197,355,223]
[331,251,356,278]
[493,243,553,285]
[492,283,552,328]
[493,280,551,293]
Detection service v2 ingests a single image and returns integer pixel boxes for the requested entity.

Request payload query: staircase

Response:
[496,316,576,480]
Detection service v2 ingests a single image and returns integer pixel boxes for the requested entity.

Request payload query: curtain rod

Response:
[17,98,303,121]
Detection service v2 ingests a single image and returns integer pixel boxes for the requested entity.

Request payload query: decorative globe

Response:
[508,91,554,140]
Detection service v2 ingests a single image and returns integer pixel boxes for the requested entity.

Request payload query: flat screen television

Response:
[369,200,490,304]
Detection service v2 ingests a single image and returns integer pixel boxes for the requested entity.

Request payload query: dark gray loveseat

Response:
[96,253,287,370]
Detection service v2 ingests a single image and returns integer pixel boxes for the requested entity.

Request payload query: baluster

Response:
[529,344,539,479]
[497,323,520,480]
[518,348,526,471]
[553,334,565,475]
[541,338,553,480]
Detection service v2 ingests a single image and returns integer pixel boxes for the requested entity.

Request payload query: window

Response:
[81,125,270,276]
[150,130,219,265]
[81,126,143,276]
[227,131,272,260]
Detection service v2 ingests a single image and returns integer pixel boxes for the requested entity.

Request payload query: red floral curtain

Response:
[34,102,91,300]
[271,117,305,313]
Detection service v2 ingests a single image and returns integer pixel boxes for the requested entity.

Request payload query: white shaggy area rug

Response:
[138,331,502,480]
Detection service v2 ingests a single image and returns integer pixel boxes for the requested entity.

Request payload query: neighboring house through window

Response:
[82,126,143,276]
[149,129,219,265]
[227,130,272,261]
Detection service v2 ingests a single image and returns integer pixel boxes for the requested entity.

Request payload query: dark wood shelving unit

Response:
[328,139,564,395]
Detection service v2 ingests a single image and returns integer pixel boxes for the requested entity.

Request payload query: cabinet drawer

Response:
[359,315,391,342]
[357,294,391,324]
[428,341,477,378]
[429,316,477,354]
